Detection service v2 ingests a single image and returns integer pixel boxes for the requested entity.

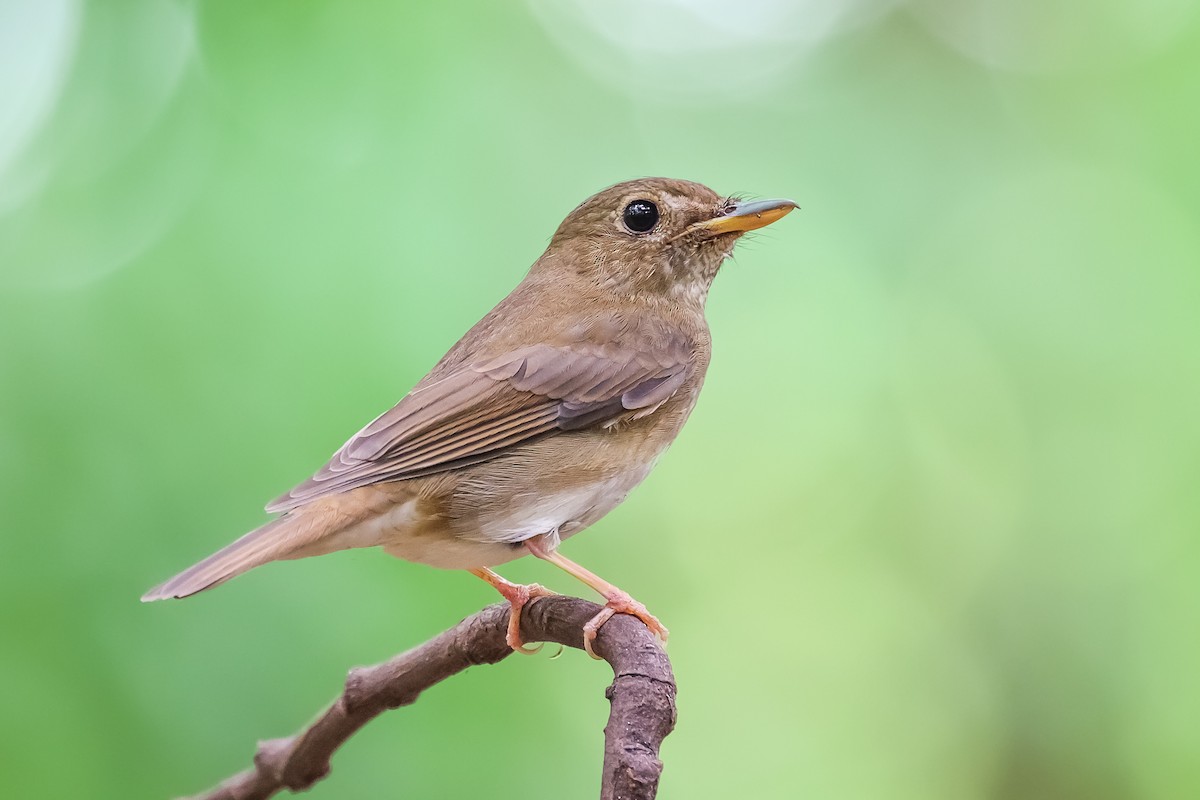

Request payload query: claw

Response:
[511,639,544,655]
[503,582,556,655]
[581,591,669,659]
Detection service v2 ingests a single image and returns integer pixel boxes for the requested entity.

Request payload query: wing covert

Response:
[266,336,691,512]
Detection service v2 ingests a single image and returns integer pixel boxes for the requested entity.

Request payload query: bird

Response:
[142,177,796,657]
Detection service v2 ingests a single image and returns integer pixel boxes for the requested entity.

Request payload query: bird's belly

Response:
[378,456,660,570]
[473,461,656,547]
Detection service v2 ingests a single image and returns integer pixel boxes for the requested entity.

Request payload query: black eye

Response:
[622,200,659,234]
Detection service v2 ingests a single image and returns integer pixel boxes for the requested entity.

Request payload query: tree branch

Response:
[186,597,677,800]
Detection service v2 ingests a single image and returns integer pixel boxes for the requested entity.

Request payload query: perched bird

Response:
[142,178,795,656]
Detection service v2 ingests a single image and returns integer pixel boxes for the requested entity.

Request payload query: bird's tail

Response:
[141,515,315,601]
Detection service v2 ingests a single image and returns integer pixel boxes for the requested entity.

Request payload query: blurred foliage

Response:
[1,1,1198,798]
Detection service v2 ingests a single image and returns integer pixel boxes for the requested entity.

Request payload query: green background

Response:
[2,1,1197,797]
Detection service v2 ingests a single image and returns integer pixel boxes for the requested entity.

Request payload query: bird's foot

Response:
[494,581,557,654]
[583,590,669,659]
[469,567,556,654]
[520,538,668,659]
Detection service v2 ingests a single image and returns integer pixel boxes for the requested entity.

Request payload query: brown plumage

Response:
[142,178,796,655]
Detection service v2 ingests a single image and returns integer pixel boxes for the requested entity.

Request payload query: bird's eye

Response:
[622,200,659,234]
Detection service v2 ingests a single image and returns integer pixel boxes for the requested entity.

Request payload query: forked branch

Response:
[188,597,677,800]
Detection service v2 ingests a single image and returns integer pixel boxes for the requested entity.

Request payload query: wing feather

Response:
[266,333,693,513]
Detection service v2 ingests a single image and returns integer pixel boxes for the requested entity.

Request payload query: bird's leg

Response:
[524,536,668,659]
[469,567,555,654]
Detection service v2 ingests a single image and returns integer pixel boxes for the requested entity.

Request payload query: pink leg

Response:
[524,537,668,659]
[469,567,556,654]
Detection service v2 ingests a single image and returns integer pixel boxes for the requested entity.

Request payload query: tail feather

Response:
[141,516,302,601]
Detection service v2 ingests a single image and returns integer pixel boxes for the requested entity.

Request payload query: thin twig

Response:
[186,597,676,800]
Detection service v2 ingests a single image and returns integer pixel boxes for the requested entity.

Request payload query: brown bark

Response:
[187,597,676,800]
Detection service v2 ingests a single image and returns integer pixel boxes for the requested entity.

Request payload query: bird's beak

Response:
[690,198,798,236]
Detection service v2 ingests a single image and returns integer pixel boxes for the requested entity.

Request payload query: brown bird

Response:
[142,178,795,656]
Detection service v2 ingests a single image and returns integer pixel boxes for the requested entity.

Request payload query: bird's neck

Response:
[531,248,717,316]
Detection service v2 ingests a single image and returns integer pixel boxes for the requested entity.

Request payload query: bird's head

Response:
[535,177,796,308]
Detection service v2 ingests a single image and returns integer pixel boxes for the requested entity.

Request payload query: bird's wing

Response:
[266,337,692,512]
